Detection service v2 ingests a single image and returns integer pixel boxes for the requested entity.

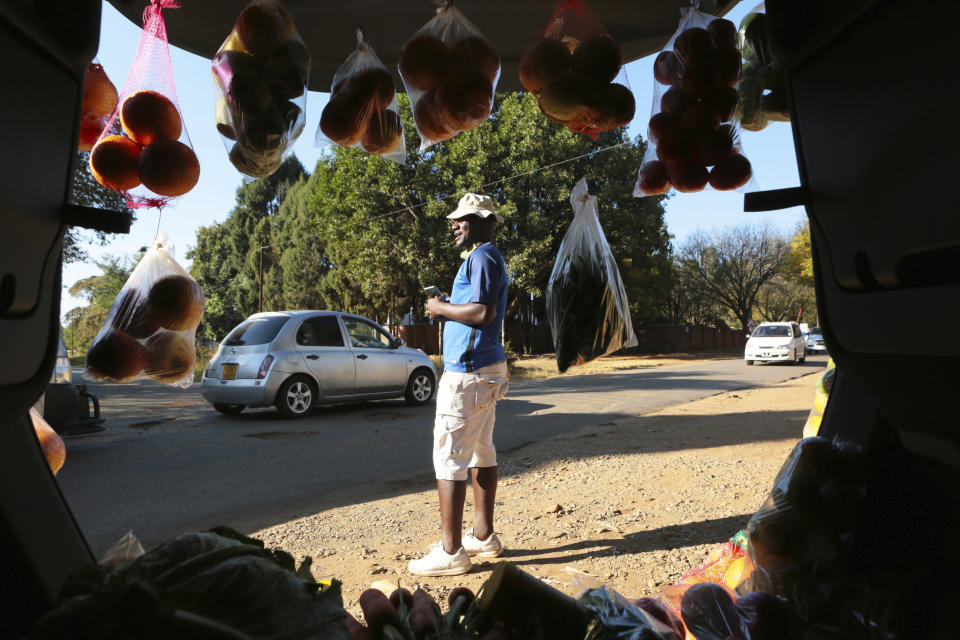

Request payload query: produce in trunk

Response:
[86,330,148,382]
[120,90,182,147]
[89,135,142,192]
[138,139,200,197]
[30,408,65,475]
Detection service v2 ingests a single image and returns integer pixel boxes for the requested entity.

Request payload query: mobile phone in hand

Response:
[424,286,445,297]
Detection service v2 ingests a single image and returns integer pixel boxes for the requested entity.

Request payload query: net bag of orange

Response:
[519,0,635,139]
[634,7,753,197]
[212,0,310,178]
[398,2,500,150]
[316,30,406,164]
[85,232,204,388]
[78,60,119,152]
[87,1,199,209]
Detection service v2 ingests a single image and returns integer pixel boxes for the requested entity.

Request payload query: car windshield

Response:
[809,329,822,337]
[223,316,288,346]
[753,325,791,338]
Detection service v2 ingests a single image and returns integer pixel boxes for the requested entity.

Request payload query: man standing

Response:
[408,193,510,577]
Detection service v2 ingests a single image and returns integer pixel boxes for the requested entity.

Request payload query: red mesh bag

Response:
[316,30,406,164]
[85,231,204,389]
[520,0,635,139]
[89,0,199,209]
[78,59,118,152]
[213,0,310,178]
[634,7,754,197]
[398,3,501,150]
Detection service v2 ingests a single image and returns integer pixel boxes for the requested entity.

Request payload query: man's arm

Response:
[426,298,496,325]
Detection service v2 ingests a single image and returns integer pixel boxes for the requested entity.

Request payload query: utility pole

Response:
[257,245,270,313]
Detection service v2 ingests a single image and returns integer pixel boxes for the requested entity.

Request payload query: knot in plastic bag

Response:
[144,0,179,24]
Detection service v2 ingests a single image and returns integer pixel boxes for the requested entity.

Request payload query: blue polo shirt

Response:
[443,243,508,373]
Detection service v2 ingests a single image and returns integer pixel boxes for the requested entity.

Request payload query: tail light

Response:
[257,355,274,379]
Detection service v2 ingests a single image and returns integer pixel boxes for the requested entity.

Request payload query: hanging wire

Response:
[339,139,629,230]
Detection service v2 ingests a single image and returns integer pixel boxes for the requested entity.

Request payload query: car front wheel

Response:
[276,376,315,419]
[404,368,436,406]
[798,348,806,363]
[745,360,754,365]
[213,403,244,415]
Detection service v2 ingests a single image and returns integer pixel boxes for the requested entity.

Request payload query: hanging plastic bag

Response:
[634,7,753,196]
[663,531,750,614]
[680,583,800,640]
[88,1,199,208]
[519,0,635,138]
[546,178,637,373]
[85,232,204,388]
[212,0,310,178]
[398,3,500,150]
[316,30,405,164]
[738,4,789,132]
[78,60,118,152]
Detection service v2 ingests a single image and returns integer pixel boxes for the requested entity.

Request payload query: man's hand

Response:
[426,295,445,320]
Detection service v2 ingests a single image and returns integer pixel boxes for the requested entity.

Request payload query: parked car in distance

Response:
[201,311,438,418]
[744,321,807,365]
[806,326,828,353]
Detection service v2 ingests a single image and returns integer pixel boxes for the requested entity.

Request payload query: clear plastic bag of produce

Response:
[85,232,204,388]
[88,1,199,208]
[212,0,310,179]
[78,59,118,152]
[634,7,754,197]
[519,0,635,138]
[398,3,500,150]
[580,587,685,640]
[738,3,790,132]
[663,531,750,611]
[546,178,637,373]
[316,30,405,164]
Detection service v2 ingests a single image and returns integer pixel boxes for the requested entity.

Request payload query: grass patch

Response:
[69,355,85,366]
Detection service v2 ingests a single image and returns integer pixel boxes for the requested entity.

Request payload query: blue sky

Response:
[63,1,804,319]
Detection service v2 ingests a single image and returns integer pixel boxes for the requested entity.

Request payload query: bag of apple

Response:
[634,7,754,197]
[78,60,119,152]
[212,0,310,178]
[85,232,204,388]
[519,0,635,139]
[88,1,200,209]
[398,3,500,150]
[316,30,406,164]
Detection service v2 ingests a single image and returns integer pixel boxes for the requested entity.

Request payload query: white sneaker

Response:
[461,531,504,558]
[408,543,472,576]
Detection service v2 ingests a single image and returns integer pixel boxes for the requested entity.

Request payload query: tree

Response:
[756,222,817,325]
[675,225,789,330]
[66,151,133,263]
[63,255,136,353]
[188,156,307,341]
[304,93,674,333]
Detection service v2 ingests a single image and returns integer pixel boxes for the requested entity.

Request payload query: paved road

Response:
[58,356,827,555]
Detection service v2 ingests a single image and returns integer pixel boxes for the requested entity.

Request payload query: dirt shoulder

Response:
[253,365,816,617]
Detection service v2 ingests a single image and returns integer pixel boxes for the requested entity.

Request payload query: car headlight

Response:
[776,345,791,351]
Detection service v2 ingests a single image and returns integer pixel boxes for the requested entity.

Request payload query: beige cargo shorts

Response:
[433,361,509,481]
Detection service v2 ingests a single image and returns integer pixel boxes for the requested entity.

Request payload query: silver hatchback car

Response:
[201,311,437,418]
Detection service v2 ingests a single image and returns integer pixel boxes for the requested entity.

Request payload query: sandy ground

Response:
[253,366,817,618]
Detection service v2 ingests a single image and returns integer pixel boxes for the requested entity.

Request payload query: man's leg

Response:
[471,465,497,540]
[438,479,467,554]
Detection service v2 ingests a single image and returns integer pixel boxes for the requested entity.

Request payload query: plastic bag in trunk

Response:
[398,3,500,150]
[317,30,405,164]
[88,1,199,208]
[546,178,637,373]
[212,0,310,178]
[519,0,635,138]
[85,232,204,388]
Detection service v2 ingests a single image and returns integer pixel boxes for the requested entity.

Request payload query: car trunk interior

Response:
[1,0,957,635]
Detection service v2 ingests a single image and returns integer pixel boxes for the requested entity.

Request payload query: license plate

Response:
[221,363,238,380]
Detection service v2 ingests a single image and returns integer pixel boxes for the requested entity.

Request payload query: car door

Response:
[791,323,805,356]
[296,315,356,397]
[340,316,407,394]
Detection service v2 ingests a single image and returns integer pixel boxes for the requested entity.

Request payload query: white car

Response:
[745,321,807,365]
[806,326,828,353]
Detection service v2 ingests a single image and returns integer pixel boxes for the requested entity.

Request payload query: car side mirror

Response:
[392,337,404,348]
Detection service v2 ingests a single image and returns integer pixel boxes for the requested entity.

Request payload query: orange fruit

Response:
[236,2,295,58]
[121,90,182,146]
[30,408,65,475]
[145,274,205,331]
[138,140,200,197]
[144,331,196,384]
[636,161,671,195]
[449,35,500,85]
[400,34,449,91]
[414,90,457,142]
[519,38,572,95]
[86,330,147,382]
[437,68,492,131]
[89,135,142,191]
[362,109,403,155]
[82,62,118,119]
